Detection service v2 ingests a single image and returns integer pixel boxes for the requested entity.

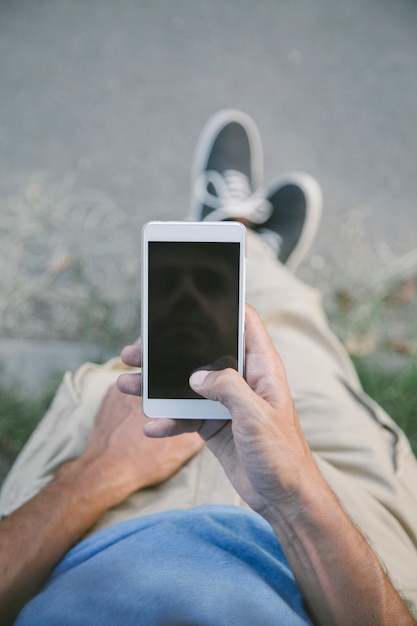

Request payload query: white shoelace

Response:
[194,169,272,224]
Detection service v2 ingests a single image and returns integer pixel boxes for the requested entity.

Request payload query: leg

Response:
[192,108,417,611]
[246,227,417,612]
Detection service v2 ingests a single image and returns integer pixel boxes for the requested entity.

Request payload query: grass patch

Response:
[326,275,417,455]
[0,382,58,485]
[352,355,417,455]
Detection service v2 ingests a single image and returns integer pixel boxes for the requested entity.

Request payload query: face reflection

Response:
[148,242,239,399]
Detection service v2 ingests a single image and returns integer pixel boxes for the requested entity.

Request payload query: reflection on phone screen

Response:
[148,242,240,399]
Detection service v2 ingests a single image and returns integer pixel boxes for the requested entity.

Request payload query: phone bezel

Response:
[141,221,246,419]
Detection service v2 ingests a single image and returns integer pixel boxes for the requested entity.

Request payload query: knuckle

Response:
[210,367,239,394]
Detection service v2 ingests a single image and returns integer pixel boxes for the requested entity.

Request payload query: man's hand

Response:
[118,304,317,518]
[80,384,203,504]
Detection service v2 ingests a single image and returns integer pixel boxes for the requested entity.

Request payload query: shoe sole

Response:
[189,109,264,221]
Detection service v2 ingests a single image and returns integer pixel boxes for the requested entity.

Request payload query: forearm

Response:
[0,390,201,626]
[263,471,416,626]
[0,456,126,625]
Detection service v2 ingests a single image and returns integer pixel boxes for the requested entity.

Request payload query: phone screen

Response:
[148,241,240,399]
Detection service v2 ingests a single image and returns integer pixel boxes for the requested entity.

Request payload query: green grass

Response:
[327,277,417,455]
[352,355,417,455]
[0,382,58,485]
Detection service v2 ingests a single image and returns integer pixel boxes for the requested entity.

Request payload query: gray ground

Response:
[1,0,416,392]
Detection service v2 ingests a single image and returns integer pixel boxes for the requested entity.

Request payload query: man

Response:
[1,110,416,625]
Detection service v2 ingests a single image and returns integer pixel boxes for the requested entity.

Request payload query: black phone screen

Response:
[147,241,240,399]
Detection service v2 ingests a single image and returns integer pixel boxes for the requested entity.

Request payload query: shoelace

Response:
[194,169,272,224]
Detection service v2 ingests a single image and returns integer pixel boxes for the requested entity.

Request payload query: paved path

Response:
[1,0,416,390]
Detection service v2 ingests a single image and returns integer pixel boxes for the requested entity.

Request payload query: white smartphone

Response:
[141,221,246,419]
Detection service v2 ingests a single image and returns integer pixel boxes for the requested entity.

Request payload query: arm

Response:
[119,305,416,626]
[0,385,202,625]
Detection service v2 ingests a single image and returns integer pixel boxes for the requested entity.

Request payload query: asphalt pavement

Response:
[1,0,416,392]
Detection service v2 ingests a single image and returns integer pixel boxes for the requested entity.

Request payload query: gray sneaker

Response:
[189,109,271,223]
[258,172,323,271]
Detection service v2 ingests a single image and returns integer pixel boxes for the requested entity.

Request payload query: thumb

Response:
[189,369,211,391]
[189,368,259,419]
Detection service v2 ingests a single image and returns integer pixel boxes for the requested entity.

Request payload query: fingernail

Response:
[189,369,209,389]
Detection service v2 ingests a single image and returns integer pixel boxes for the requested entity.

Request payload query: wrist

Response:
[55,455,134,520]
[257,461,332,533]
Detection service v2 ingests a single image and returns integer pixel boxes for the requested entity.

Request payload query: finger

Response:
[117,372,142,396]
[120,343,142,367]
[245,304,285,374]
[189,368,260,420]
[243,304,290,406]
[145,414,231,443]
[144,418,203,438]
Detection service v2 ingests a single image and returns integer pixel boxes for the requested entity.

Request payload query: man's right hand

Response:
[118,304,319,519]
